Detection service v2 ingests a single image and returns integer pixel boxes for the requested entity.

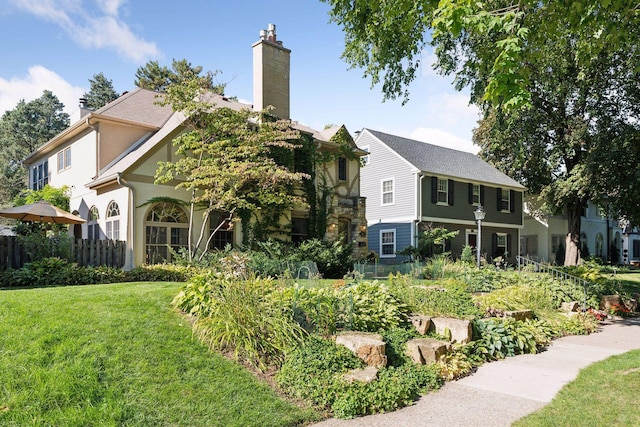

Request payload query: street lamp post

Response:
[474,205,486,268]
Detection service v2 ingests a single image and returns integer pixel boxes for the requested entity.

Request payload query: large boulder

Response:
[408,313,432,335]
[406,338,450,364]
[600,295,623,310]
[561,301,580,312]
[430,317,473,344]
[343,366,379,383]
[335,331,387,368]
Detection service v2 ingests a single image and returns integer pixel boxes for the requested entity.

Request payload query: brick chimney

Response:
[252,23,290,119]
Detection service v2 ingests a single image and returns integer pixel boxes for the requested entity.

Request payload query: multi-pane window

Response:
[437,178,448,204]
[338,157,347,181]
[209,211,234,250]
[87,206,100,240]
[106,201,120,240]
[495,233,507,257]
[380,230,396,258]
[500,189,510,211]
[145,202,189,263]
[472,184,480,205]
[291,217,310,245]
[57,147,71,172]
[381,179,394,205]
[551,235,564,255]
[31,160,48,190]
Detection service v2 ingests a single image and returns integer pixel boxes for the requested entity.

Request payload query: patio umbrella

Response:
[0,200,86,224]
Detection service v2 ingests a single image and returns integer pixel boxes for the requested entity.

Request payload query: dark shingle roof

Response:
[366,129,525,189]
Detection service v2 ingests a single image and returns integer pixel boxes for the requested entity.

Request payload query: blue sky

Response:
[0,0,480,153]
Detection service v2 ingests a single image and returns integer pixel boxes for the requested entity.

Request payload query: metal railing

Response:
[516,255,589,310]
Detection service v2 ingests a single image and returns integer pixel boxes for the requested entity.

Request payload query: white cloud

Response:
[424,92,480,130]
[8,0,159,62]
[0,66,85,115]
[408,127,479,154]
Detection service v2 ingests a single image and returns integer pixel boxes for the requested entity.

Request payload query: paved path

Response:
[313,318,640,427]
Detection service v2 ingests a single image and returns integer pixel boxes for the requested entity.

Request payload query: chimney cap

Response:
[79,97,89,108]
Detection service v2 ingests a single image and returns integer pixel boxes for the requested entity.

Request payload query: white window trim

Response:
[437,178,448,206]
[472,184,481,206]
[380,229,396,258]
[496,232,508,253]
[381,178,394,206]
[57,147,71,172]
[500,189,511,213]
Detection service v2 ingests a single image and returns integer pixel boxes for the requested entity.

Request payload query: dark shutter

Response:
[431,177,438,203]
[492,233,498,258]
[480,185,485,205]
[507,234,512,257]
[497,188,502,211]
[510,190,515,213]
[468,183,473,204]
[448,179,454,206]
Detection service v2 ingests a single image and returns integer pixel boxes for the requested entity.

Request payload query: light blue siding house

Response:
[356,129,526,265]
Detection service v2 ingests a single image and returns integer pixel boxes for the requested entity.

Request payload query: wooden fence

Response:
[0,236,126,271]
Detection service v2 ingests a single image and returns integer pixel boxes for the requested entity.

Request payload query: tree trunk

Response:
[564,203,583,266]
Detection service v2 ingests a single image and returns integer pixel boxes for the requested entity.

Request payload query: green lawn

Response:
[514,349,640,426]
[616,271,640,295]
[0,282,320,427]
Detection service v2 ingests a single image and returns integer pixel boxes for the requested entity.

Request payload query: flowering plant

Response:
[587,308,607,322]
[608,303,631,317]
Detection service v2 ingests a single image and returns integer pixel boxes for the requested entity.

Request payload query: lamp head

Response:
[474,205,486,221]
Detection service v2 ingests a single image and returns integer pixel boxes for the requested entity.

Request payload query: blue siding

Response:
[368,222,413,264]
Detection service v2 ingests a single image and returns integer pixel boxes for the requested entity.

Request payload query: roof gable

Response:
[365,129,525,189]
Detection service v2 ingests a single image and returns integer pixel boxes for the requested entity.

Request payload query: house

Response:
[522,200,627,264]
[355,129,525,264]
[22,24,367,269]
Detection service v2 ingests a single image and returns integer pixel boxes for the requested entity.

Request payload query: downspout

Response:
[117,173,135,270]
[416,173,425,248]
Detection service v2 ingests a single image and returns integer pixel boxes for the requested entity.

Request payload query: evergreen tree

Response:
[83,72,119,110]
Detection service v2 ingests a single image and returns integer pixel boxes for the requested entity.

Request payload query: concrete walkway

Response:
[313,318,640,427]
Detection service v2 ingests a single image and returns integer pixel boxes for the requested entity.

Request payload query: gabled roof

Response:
[92,88,174,127]
[364,128,525,189]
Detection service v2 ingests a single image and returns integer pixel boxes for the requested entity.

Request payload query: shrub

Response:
[292,239,353,279]
[125,264,198,282]
[178,275,306,370]
[388,276,481,319]
[276,335,442,419]
[469,317,547,361]
[341,281,409,332]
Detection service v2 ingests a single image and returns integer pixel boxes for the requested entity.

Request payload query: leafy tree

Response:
[154,76,308,261]
[323,1,640,265]
[135,58,225,94]
[0,91,69,205]
[83,72,119,109]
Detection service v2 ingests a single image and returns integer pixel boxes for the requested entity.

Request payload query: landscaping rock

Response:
[430,317,473,344]
[406,338,450,364]
[343,366,379,383]
[409,313,432,335]
[561,301,580,312]
[600,295,623,310]
[335,331,387,368]
[504,310,534,321]
[625,299,638,312]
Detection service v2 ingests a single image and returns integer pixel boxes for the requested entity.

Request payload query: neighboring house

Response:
[22,24,366,269]
[355,129,525,265]
[522,200,627,264]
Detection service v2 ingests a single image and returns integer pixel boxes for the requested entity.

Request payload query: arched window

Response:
[87,206,100,240]
[580,232,589,257]
[595,233,604,257]
[105,201,120,240]
[145,202,188,263]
